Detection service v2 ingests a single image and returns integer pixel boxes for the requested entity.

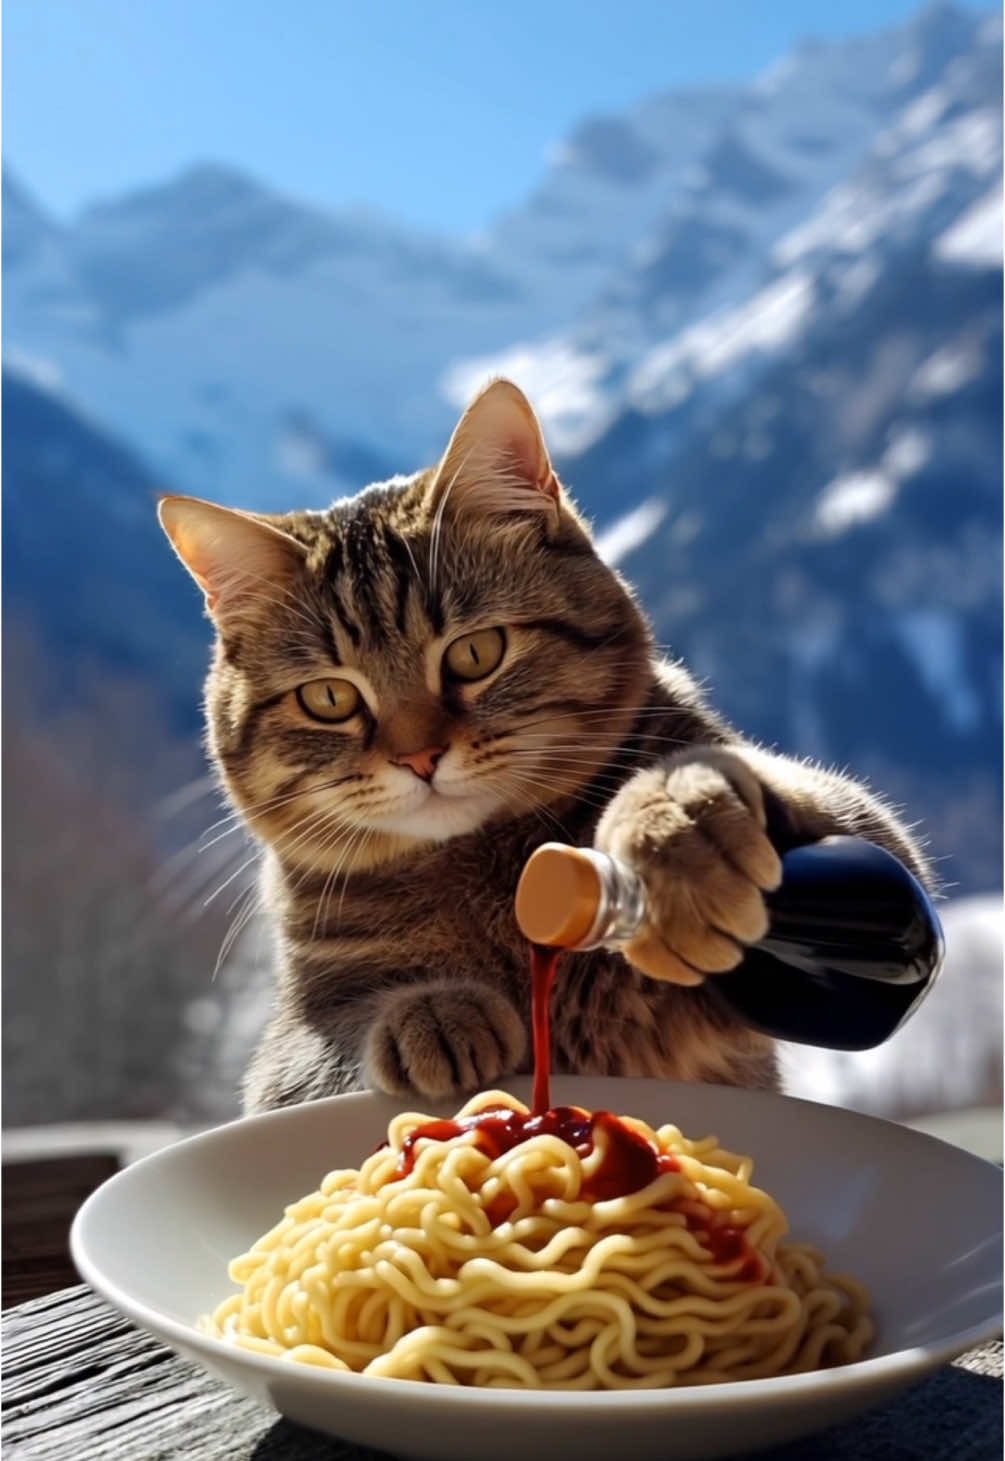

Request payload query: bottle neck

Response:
[573,849,648,950]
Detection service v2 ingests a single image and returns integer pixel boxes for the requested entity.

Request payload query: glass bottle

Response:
[514,836,945,1051]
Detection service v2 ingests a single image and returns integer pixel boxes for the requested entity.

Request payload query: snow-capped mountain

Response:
[2,368,210,730]
[5,4,999,499]
[575,236,1002,893]
[448,3,1002,452]
[3,163,530,507]
[3,1,1001,892]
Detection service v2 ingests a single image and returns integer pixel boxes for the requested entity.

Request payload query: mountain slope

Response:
[5,5,999,499]
[573,241,1002,890]
[2,368,209,730]
[449,4,1001,453]
[2,2,1000,892]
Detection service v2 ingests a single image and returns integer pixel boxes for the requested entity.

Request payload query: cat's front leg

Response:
[594,748,783,985]
[364,981,527,1101]
[243,1014,360,1113]
[595,743,931,986]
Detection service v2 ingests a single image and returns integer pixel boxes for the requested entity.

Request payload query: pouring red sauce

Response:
[530,943,559,1115]
[391,941,764,1279]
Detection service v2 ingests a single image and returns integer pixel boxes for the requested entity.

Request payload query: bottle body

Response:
[515,837,944,1052]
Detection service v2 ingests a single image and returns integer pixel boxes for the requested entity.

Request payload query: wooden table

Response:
[3,1286,1002,1460]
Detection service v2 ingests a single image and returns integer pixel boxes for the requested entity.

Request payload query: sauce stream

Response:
[530,943,560,1115]
[389,937,763,1278]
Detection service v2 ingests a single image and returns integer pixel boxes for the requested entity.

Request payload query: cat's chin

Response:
[367,790,503,842]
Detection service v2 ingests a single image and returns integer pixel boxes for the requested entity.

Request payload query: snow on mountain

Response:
[934,185,1004,266]
[594,499,670,566]
[2,368,210,730]
[483,87,740,322]
[568,227,1002,891]
[3,3,1001,896]
[5,4,999,505]
[2,162,538,508]
[781,894,1003,1121]
[449,4,1001,454]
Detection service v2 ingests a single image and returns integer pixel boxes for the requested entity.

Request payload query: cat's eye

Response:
[443,627,506,682]
[296,678,362,723]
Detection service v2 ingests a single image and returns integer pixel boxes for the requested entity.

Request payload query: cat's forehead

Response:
[281,475,565,672]
[302,480,471,662]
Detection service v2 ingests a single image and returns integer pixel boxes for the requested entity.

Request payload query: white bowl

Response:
[71,1077,1002,1461]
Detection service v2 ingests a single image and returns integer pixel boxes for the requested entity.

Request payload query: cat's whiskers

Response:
[213,774,360,959]
[225,874,258,919]
[213,882,263,981]
[507,745,634,772]
[470,741,630,802]
[507,767,631,801]
[477,754,624,799]
[493,765,613,824]
[306,818,369,929]
[201,804,361,928]
[197,774,362,849]
[285,821,361,903]
[149,830,252,913]
[491,718,664,747]
[270,791,359,851]
[278,821,369,941]
[313,820,371,940]
[515,736,687,751]
[202,851,261,910]
[394,530,426,599]
[507,720,690,755]
[492,762,616,817]
[515,718,688,736]
[216,566,324,636]
[270,805,354,878]
[476,769,571,841]
[513,707,688,730]
[429,441,478,597]
[336,826,376,923]
[516,702,685,719]
[152,773,221,821]
[502,741,634,777]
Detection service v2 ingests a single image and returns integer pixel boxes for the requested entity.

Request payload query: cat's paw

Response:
[364,982,527,1101]
[595,747,783,986]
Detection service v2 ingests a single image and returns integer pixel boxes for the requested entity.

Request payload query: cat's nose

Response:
[391,746,446,783]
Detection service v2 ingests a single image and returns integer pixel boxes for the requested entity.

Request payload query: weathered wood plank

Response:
[2,1288,386,1461]
[2,1286,1001,1461]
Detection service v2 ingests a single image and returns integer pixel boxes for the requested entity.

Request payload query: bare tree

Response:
[3,622,236,1125]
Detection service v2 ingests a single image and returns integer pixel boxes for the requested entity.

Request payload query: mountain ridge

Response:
[5,3,998,497]
[3,0,1000,891]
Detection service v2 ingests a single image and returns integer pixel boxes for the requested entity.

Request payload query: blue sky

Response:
[4,0,994,233]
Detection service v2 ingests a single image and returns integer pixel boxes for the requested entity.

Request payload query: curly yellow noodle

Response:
[203,1091,873,1388]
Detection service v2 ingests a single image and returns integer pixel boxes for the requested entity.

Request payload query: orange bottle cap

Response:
[515,843,604,948]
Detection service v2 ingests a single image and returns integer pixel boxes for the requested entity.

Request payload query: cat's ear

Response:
[158,495,307,620]
[430,379,559,519]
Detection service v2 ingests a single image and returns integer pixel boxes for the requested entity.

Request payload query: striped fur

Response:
[159,381,932,1112]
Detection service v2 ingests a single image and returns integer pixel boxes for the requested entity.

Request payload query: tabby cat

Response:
[159,380,930,1112]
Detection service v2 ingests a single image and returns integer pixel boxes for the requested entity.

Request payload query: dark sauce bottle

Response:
[515,836,944,1051]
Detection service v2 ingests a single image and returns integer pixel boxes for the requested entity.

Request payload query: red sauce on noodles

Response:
[395,1100,678,1201]
[389,940,764,1280]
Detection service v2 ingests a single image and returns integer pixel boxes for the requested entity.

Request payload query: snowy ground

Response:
[780,894,1003,1124]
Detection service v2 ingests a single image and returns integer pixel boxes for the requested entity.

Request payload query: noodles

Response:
[205,1092,873,1388]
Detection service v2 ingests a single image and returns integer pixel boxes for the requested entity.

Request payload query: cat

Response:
[159,379,932,1113]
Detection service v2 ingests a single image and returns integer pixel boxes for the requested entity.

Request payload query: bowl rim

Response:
[70,1079,1004,1414]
